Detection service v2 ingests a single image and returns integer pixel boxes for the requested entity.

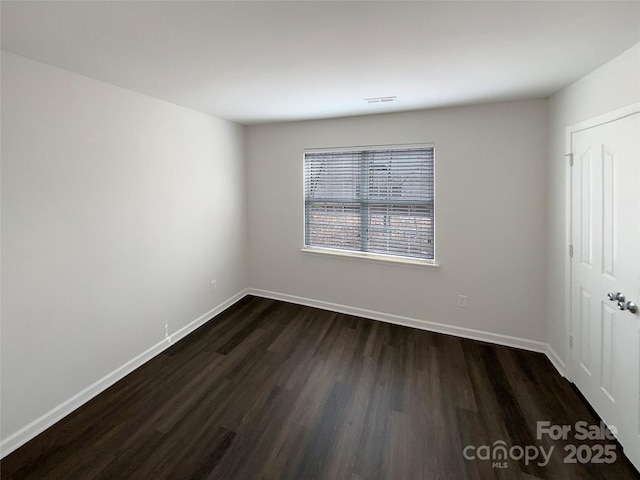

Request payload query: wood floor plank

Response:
[2,296,639,480]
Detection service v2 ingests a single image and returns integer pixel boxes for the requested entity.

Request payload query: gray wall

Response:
[246,99,548,342]
[547,42,640,370]
[1,53,248,441]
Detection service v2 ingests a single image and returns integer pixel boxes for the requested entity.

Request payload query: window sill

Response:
[300,246,440,268]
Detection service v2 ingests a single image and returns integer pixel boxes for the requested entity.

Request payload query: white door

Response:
[570,109,640,470]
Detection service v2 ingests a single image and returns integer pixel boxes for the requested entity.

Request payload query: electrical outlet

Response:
[210,280,217,292]
[457,295,467,308]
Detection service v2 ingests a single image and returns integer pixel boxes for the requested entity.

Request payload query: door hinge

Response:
[569,245,573,257]
[566,153,574,166]
[569,335,573,349]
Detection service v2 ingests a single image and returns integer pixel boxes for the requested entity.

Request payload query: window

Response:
[304,144,435,262]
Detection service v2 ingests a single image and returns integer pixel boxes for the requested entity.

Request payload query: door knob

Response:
[617,301,638,314]
[608,292,626,302]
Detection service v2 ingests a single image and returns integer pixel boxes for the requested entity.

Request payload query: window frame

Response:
[301,143,438,267]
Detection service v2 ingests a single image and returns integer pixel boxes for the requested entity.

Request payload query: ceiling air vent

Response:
[365,96,396,104]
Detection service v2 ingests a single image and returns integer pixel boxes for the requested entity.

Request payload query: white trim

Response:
[2,285,568,459]
[564,133,574,380]
[300,246,440,268]
[545,344,567,378]
[0,289,249,459]
[247,288,564,374]
[565,103,640,139]
[563,102,640,382]
[168,289,247,346]
[304,142,434,154]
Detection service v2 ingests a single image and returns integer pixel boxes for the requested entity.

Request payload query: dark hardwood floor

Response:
[2,295,639,479]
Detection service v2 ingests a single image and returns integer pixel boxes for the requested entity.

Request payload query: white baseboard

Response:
[2,287,566,459]
[168,289,248,347]
[0,289,248,459]
[247,288,566,377]
[544,344,567,378]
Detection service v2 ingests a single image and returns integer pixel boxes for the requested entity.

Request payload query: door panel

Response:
[570,112,640,470]
[579,287,592,376]
[600,302,615,402]
[579,148,593,266]
[602,149,615,277]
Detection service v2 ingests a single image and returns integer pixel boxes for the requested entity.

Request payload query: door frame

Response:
[564,101,640,382]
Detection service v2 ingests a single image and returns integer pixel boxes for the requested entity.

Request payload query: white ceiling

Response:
[2,1,639,125]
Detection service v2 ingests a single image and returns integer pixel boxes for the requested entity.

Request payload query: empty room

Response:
[1,1,640,479]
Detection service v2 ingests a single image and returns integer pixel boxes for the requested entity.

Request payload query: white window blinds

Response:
[304,145,434,260]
